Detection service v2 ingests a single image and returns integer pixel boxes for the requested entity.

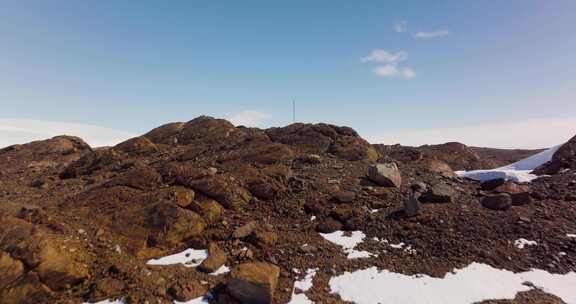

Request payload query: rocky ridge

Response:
[0,116,575,304]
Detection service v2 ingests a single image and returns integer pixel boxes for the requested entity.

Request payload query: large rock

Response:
[419,183,456,203]
[481,194,512,211]
[0,251,25,289]
[534,135,576,175]
[60,149,124,178]
[114,137,158,155]
[418,159,456,177]
[186,174,252,210]
[168,280,206,302]
[147,204,206,246]
[266,123,378,161]
[0,216,89,292]
[227,262,280,304]
[367,163,402,188]
[105,164,162,190]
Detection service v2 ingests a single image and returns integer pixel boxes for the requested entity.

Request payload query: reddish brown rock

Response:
[198,242,227,273]
[168,280,206,302]
[227,262,280,304]
[481,194,512,211]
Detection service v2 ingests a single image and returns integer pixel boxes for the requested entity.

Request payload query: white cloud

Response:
[361,50,407,64]
[393,20,408,33]
[364,116,576,149]
[362,49,415,79]
[227,110,270,127]
[373,65,416,79]
[413,29,451,39]
[401,67,416,79]
[0,119,136,148]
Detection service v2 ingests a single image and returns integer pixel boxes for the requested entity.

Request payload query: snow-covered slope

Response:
[0,119,135,148]
[456,144,562,182]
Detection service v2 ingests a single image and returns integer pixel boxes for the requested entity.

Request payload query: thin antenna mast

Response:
[292,99,296,123]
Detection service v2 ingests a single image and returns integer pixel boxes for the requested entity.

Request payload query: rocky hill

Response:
[0,116,575,304]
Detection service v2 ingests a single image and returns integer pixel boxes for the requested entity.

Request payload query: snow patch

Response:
[514,238,537,249]
[567,234,576,238]
[329,262,576,304]
[288,268,317,304]
[456,145,562,182]
[210,265,230,276]
[320,231,373,259]
[146,248,207,267]
[174,294,212,304]
[84,299,124,304]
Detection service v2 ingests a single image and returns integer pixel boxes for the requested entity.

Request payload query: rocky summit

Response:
[0,116,575,304]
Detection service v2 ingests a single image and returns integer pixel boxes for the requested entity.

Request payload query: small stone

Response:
[332,191,356,203]
[233,221,258,239]
[249,229,278,248]
[299,244,318,254]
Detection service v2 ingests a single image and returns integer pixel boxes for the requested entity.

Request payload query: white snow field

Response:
[329,262,576,304]
[319,231,373,259]
[456,144,563,182]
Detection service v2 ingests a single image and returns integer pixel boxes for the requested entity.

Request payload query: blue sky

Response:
[1,1,575,148]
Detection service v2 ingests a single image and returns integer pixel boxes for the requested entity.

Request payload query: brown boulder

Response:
[168,280,206,302]
[420,183,456,203]
[316,218,343,233]
[233,221,258,239]
[198,242,227,273]
[143,122,185,145]
[190,198,224,223]
[60,148,124,178]
[480,178,506,191]
[228,262,280,304]
[534,135,576,175]
[0,216,89,291]
[0,251,24,289]
[161,186,195,207]
[367,163,402,188]
[418,159,456,177]
[0,273,52,304]
[249,228,278,248]
[147,204,206,246]
[187,174,252,210]
[266,123,377,161]
[114,136,158,155]
[481,194,512,211]
[332,190,356,203]
[89,278,124,302]
[105,164,162,190]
